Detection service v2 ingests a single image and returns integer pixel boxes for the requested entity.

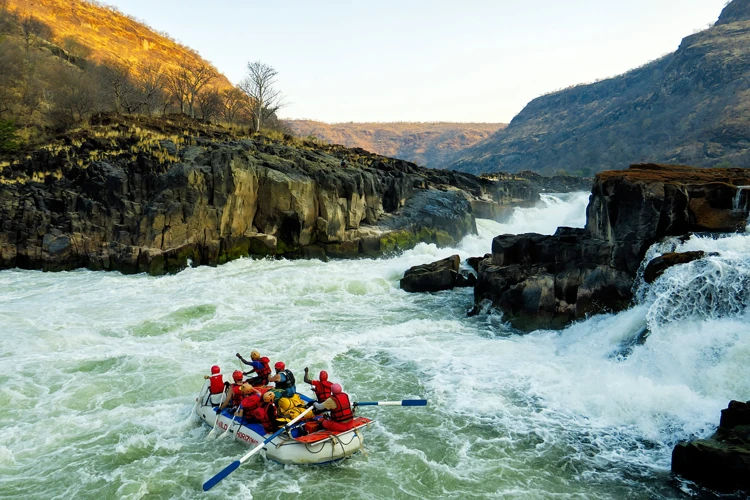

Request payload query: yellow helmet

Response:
[250,350,260,360]
[278,397,291,411]
[263,391,275,403]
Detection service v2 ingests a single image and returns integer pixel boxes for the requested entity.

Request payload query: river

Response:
[1,191,748,499]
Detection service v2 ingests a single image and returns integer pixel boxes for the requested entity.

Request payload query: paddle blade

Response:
[402,399,427,406]
[203,460,240,491]
[355,399,428,406]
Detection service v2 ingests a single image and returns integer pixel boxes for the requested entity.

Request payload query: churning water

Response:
[1,191,748,499]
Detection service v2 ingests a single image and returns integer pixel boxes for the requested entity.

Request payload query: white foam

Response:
[2,191,749,498]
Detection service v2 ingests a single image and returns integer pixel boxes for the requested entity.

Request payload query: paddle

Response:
[206,390,227,440]
[355,399,428,407]
[202,407,314,492]
[217,408,239,441]
[191,379,209,418]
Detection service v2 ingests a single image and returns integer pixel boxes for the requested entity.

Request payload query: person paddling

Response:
[269,361,296,398]
[303,367,333,403]
[236,351,271,386]
[219,370,245,412]
[203,365,227,407]
[310,383,355,432]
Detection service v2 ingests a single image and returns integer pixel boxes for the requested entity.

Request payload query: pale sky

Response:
[105,0,729,123]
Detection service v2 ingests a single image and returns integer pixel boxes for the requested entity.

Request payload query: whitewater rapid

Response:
[1,191,748,499]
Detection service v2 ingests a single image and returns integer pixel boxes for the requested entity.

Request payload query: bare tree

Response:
[0,0,14,35]
[184,62,216,117]
[137,62,167,115]
[239,61,284,133]
[0,40,23,117]
[20,16,53,52]
[60,36,91,62]
[166,61,216,117]
[166,68,188,114]
[48,65,98,129]
[101,62,140,113]
[220,87,249,124]
[197,88,222,121]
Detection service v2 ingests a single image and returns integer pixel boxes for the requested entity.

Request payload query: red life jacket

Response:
[250,402,277,433]
[312,380,333,402]
[230,384,243,406]
[241,393,261,411]
[209,374,225,394]
[256,357,271,378]
[330,393,353,423]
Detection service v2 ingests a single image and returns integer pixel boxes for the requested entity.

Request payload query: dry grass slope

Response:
[6,0,233,89]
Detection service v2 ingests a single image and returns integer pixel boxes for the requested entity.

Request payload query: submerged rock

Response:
[672,400,750,494]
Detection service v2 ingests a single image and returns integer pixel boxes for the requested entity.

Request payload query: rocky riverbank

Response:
[0,114,565,275]
[471,164,750,330]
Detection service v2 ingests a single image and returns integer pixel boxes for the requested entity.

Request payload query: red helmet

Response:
[211,365,220,375]
[331,383,342,395]
[319,370,328,382]
[275,361,285,371]
[232,370,243,382]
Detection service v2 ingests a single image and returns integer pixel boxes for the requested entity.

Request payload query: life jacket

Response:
[251,402,277,433]
[330,393,353,423]
[256,357,271,378]
[209,374,225,394]
[275,369,296,390]
[312,379,333,402]
[230,384,243,407]
[241,393,261,411]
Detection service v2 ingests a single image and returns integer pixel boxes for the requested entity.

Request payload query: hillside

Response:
[450,0,750,176]
[4,0,232,89]
[286,120,505,168]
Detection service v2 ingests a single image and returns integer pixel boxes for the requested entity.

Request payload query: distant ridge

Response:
[286,120,505,168]
[5,0,233,89]
[450,0,750,175]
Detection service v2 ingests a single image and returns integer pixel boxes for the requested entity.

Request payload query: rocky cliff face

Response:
[473,164,750,330]
[0,115,540,274]
[450,0,750,176]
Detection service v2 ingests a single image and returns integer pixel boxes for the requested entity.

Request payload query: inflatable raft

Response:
[196,387,371,465]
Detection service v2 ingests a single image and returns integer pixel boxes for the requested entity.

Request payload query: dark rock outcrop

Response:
[0,115,543,275]
[473,164,750,330]
[400,254,476,293]
[643,251,718,284]
[672,400,750,494]
[450,0,750,176]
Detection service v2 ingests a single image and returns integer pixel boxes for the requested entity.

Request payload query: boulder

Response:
[672,400,750,494]
[643,251,717,284]
[400,255,464,293]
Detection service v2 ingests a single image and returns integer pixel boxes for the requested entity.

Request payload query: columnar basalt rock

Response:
[473,164,750,331]
[0,116,544,274]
